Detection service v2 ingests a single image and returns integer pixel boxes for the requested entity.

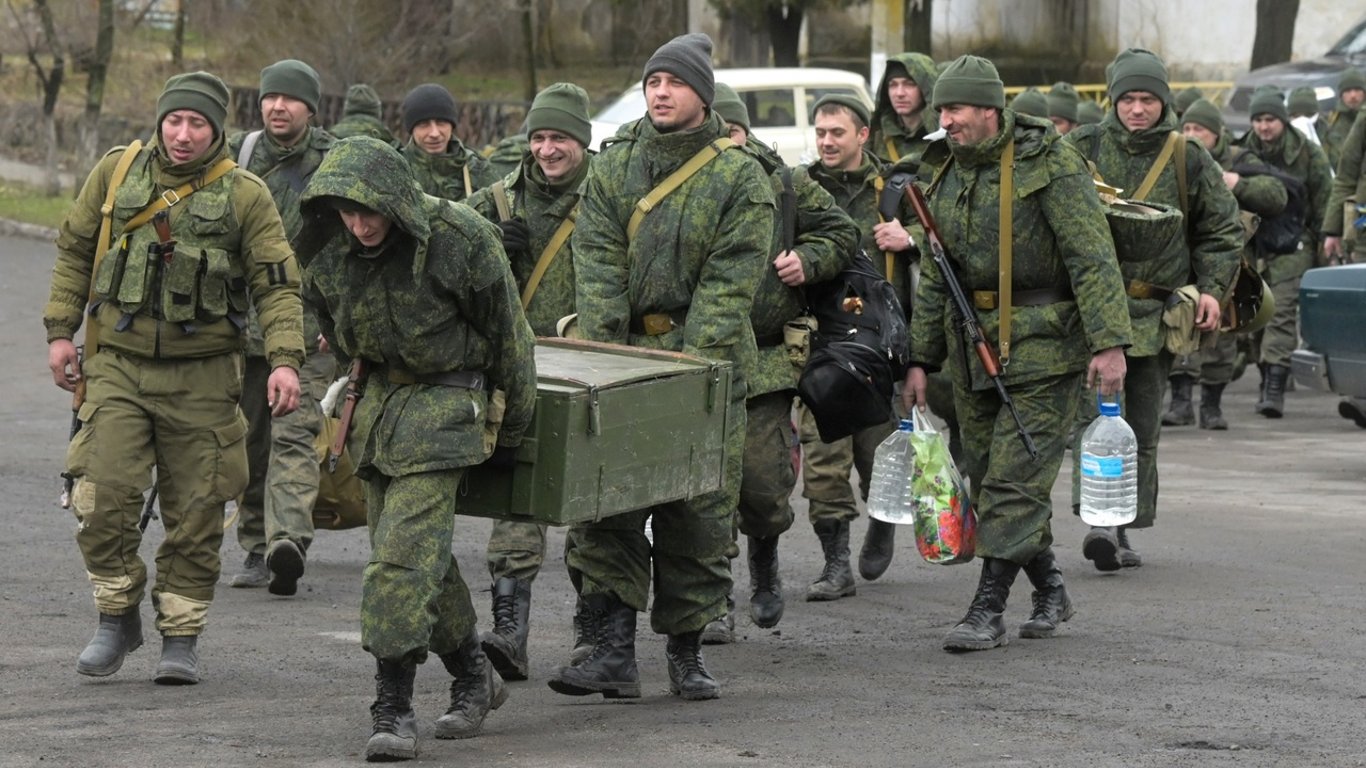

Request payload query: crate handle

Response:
[706,366,721,412]
[588,386,601,435]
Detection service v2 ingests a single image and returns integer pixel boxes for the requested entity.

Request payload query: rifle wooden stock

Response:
[330,359,367,473]
[903,182,1040,460]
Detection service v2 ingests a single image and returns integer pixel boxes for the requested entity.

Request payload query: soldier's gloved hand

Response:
[483,445,519,472]
[498,218,531,254]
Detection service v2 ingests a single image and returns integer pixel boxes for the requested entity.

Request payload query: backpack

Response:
[797,248,909,443]
[1230,160,1308,255]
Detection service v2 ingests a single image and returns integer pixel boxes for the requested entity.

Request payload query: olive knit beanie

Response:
[1288,86,1320,118]
[1108,48,1171,104]
[343,84,383,119]
[157,71,230,138]
[1174,86,1205,116]
[402,83,459,134]
[812,93,871,128]
[1248,85,1289,124]
[260,59,321,114]
[1339,68,1366,94]
[526,82,592,146]
[1010,87,1049,118]
[932,55,1005,109]
[1181,98,1224,135]
[1077,99,1105,125]
[643,32,716,106]
[712,82,750,131]
[1047,82,1080,122]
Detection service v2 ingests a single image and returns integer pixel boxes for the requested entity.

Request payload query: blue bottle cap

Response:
[899,418,914,431]
[1099,402,1121,417]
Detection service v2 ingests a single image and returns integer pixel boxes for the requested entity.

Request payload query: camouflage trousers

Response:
[361,468,476,664]
[959,371,1081,564]
[737,391,797,540]
[1171,332,1237,385]
[65,350,247,636]
[1071,351,1172,529]
[486,520,547,583]
[1254,275,1301,368]
[235,351,336,555]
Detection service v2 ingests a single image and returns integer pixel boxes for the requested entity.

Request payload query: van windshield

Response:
[1328,17,1366,55]
[595,90,647,123]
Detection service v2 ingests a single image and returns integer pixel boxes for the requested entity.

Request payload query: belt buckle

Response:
[642,314,673,335]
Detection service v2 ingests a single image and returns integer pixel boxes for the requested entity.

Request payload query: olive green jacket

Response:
[1324,110,1366,257]
[869,52,939,165]
[46,136,305,371]
[911,111,1131,390]
[1317,103,1358,171]
[298,138,536,476]
[1214,136,1289,219]
[1237,122,1333,281]
[401,137,497,202]
[330,114,395,144]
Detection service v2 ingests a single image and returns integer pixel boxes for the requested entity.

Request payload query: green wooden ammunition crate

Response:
[457,338,733,525]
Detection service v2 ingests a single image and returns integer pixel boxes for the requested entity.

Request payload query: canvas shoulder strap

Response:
[522,203,579,310]
[1132,131,1181,202]
[626,137,736,242]
[1174,132,1188,217]
[491,180,513,222]
[462,164,473,199]
[123,157,237,233]
[88,139,146,358]
[997,138,1016,364]
[884,137,901,163]
[237,130,262,169]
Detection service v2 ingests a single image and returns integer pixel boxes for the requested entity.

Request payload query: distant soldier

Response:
[329,84,395,144]
[482,125,530,179]
[1317,69,1365,170]
[1009,88,1049,120]
[1047,82,1081,135]
[868,52,938,165]
[399,83,496,202]
[1173,86,1205,119]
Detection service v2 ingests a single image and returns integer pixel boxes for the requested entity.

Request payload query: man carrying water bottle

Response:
[901,55,1132,653]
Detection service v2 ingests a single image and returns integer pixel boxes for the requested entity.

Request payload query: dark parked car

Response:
[1291,264,1366,426]
[1223,15,1366,136]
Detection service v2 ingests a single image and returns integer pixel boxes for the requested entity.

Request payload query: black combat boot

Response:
[858,518,897,581]
[666,630,720,700]
[747,535,784,628]
[1018,548,1074,639]
[153,635,200,685]
[76,611,143,677]
[435,630,508,739]
[1199,383,1229,430]
[366,659,418,762]
[805,519,856,601]
[942,558,1021,652]
[1082,526,1122,572]
[547,594,640,699]
[1162,374,1196,426]
[1256,364,1289,418]
[480,577,531,680]
[568,596,596,666]
[266,539,306,597]
[700,594,735,645]
[1116,526,1143,568]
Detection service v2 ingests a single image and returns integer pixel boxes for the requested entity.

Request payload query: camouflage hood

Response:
[873,52,938,134]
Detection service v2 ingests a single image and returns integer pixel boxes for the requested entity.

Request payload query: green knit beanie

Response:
[811,93,871,128]
[1077,99,1104,125]
[1009,87,1048,118]
[1288,86,1320,118]
[1248,85,1288,124]
[526,81,592,147]
[1047,82,1079,122]
[1108,48,1170,104]
[157,71,230,138]
[260,59,321,114]
[1181,98,1224,135]
[712,82,749,131]
[1174,86,1204,116]
[343,84,383,119]
[1339,68,1366,94]
[932,55,1005,109]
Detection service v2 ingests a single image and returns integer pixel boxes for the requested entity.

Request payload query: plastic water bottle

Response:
[867,419,915,524]
[1078,400,1138,527]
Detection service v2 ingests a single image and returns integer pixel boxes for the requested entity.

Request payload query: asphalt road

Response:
[1,232,1363,768]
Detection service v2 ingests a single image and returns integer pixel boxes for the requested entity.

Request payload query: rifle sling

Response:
[873,175,896,282]
[522,204,578,310]
[998,138,1016,364]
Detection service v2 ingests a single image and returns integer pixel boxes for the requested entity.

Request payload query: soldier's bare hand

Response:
[901,366,929,414]
[1222,171,1240,190]
[267,366,301,417]
[774,250,807,286]
[1324,235,1343,264]
[1087,347,1126,396]
[48,339,82,392]
[317,334,330,354]
[1194,292,1221,331]
[873,220,914,253]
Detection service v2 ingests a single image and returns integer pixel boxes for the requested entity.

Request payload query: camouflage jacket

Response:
[1068,109,1242,353]
[1317,104,1358,171]
[572,110,775,398]
[1238,123,1333,281]
[401,137,497,203]
[1214,136,1289,219]
[482,133,530,180]
[46,136,305,371]
[297,138,536,476]
[911,110,1131,390]
[1324,110,1366,254]
[743,138,858,397]
[330,114,395,144]
[228,125,333,355]
[465,150,591,336]
[868,52,939,165]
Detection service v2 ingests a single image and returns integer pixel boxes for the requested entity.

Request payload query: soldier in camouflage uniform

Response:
[1238,87,1332,419]
[869,52,938,165]
[482,128,530,179]
[1315,69,1364,171]
[1065,49,1242,571]
[1047,82,1081,136]
[549,33,775,702]
[329,84,395,144]
[399,83,497,202]
[225,59,336,596]
[700,83,858,643]
[1165,99,1288,431]
[464,82,594,681]
[1326,110,1366,266]
[903,55,1131,652]
[297,137,536,761]
[46,72,305,684]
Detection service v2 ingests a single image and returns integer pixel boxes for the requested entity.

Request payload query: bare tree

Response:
[8,0,65,194]
[905,0,932,55]
[81,0,115,167]
[708,0,860,67]
[172,0,187,68]
[1250,0,1299,70]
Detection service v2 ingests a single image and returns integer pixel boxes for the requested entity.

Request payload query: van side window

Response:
[748,89,797,127]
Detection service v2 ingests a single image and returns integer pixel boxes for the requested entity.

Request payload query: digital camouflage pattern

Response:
[1325,110,1366,260]
[568,109,775,634]
[869,52,939,165]
[297,136,536,662]
[329,85,395,144]
[911,110,1132,562]
[401,137,497,202]
[482,133,530,180]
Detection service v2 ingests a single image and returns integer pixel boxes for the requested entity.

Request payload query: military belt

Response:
[379,366,485,390]
[629,311,686,336]
[1125,279,1174,303]
[754,332,784,348]
[971,286,1074,311]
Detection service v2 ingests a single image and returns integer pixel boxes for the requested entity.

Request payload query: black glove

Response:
[498,218,531,254]
[483,444,518,472]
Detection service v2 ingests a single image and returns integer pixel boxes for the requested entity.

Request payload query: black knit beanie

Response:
[260,59,321,114]
[157,71,230,138]
[1109,48,1170,104]
[402,83,459,134]
[932,55,1005,109]
[527,82,592,146]
[1249,86,1289,125]
[642,33,716,106]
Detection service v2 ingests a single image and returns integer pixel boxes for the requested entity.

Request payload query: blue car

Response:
[1291,264,1366,426]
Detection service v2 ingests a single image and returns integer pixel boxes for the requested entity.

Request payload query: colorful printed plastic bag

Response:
[909,409,976,565]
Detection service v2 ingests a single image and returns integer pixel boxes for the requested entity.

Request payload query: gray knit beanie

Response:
[642,33,716,106]
[402,83,459,134]
[932,55,1005,109]
[260,59,321,114]
[1108,48,1171,104]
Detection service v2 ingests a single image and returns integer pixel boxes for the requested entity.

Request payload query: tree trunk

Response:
[82,0,116,168]
[766,4,803,67]
[906,0,932,55]
[522,0,537,102]
[1250,0,1299,70]
[172,0,187,67]
[27,0,65,195]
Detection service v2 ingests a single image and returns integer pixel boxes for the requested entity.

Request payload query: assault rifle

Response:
[902,181,1039,461]
[330,359,367,473]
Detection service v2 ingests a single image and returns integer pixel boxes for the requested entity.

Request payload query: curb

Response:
[0,218,58,241]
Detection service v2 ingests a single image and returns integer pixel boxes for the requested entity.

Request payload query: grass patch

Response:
[0,181,74,230]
